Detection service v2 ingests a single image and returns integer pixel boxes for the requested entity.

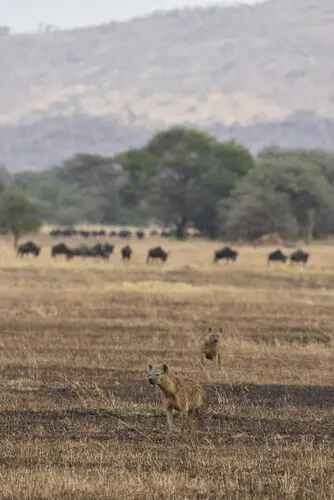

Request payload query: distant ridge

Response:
[0,0,333,170]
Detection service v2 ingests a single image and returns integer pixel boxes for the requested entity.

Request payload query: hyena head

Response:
[148,363,168,386]
[207,327,222,345]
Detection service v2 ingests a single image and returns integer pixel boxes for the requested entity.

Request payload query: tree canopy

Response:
[119,127,255,238]
[0,186,41,247]
[0,127,333,243]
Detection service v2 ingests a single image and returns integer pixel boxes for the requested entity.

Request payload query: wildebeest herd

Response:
[16,239,310,266]
[214,246,309,265]
[49,227,204,240]
[16,240,171,263]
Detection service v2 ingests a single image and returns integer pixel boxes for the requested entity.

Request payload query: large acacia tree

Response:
[119,127,254,238]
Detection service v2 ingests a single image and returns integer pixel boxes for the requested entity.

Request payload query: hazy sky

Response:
[0,0,261,33]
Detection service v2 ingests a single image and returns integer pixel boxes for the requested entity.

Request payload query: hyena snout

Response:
[148,377,156,385]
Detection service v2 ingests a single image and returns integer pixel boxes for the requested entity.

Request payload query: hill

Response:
[1,0,334,171]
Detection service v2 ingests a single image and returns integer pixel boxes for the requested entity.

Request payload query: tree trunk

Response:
[13,231,20,249]
[305,209,315,245]
[176,216,188,240]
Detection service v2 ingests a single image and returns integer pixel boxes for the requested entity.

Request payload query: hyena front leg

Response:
[166,407,173,435]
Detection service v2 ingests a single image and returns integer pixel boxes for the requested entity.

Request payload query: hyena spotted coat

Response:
[201,327,222,368]
[148,363,206,435]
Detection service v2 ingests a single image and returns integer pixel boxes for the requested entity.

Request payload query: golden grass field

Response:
[0,231,333,499]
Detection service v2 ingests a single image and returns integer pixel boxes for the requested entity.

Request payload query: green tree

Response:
[223,188,298,241]
[0,187,41,248]
[224,151,334,243]
[120,127,254,238]
[14,154,133,226]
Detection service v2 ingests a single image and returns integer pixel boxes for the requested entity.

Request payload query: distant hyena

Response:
[148,363,206,435]
[201,327,222,368]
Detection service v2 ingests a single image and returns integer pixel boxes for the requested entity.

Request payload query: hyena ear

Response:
[148,364,153,370]
[162,363,168,373]
[207,327,212,333]
[218,328,222,333]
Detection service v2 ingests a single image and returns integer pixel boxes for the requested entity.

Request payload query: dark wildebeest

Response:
[51,243,74,260]
[91,230,106,237]
[70,246,90,258]
[289,249,309,266]
[146,246,169,264]
[49,229,61,237]
[119,230,132,239]
[17,241,41,258]
[214,246,238,263]
[121,245,133,261]
[103,243,114,255]
[267,249,287,265]
[80,230,91,238]
[136,230,145,240]
[86,244,109,259]
[62,227,77,237]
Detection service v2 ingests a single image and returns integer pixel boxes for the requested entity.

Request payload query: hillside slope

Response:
[1,0,334,170]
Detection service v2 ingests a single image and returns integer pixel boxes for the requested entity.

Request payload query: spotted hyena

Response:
[201,327,222,368]
[148,363,206,435]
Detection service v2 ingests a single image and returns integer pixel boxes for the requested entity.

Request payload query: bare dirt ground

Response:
[0,235,333,499]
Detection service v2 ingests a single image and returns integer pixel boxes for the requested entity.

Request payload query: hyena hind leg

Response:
[194,408,206,431]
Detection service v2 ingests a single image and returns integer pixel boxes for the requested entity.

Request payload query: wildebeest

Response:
[103,243,114,255]
[146,246,169,263]
[90,244,110,259]
[17,241,41,258]
[51,227,78,237]
[119,230,132,239]
[70,244,109,259]
[214,246,238,263]
[51,243,74,260]
[121,245,133,261]
[49,229,62,238]
[80,230,91,238]
[290,249,309,265]
[91,230,106,237]
[267,249,287,264]
[136,230,145,240]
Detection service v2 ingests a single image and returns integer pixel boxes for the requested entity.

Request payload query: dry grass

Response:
[0,234,333,499]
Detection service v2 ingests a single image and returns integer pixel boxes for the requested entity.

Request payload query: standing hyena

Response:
[201,327,222,368]
[148,363,206,435]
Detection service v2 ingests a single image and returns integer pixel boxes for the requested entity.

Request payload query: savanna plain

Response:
[0,232,333,499]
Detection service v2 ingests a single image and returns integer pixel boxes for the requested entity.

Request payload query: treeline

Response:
[2,126,334,243]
